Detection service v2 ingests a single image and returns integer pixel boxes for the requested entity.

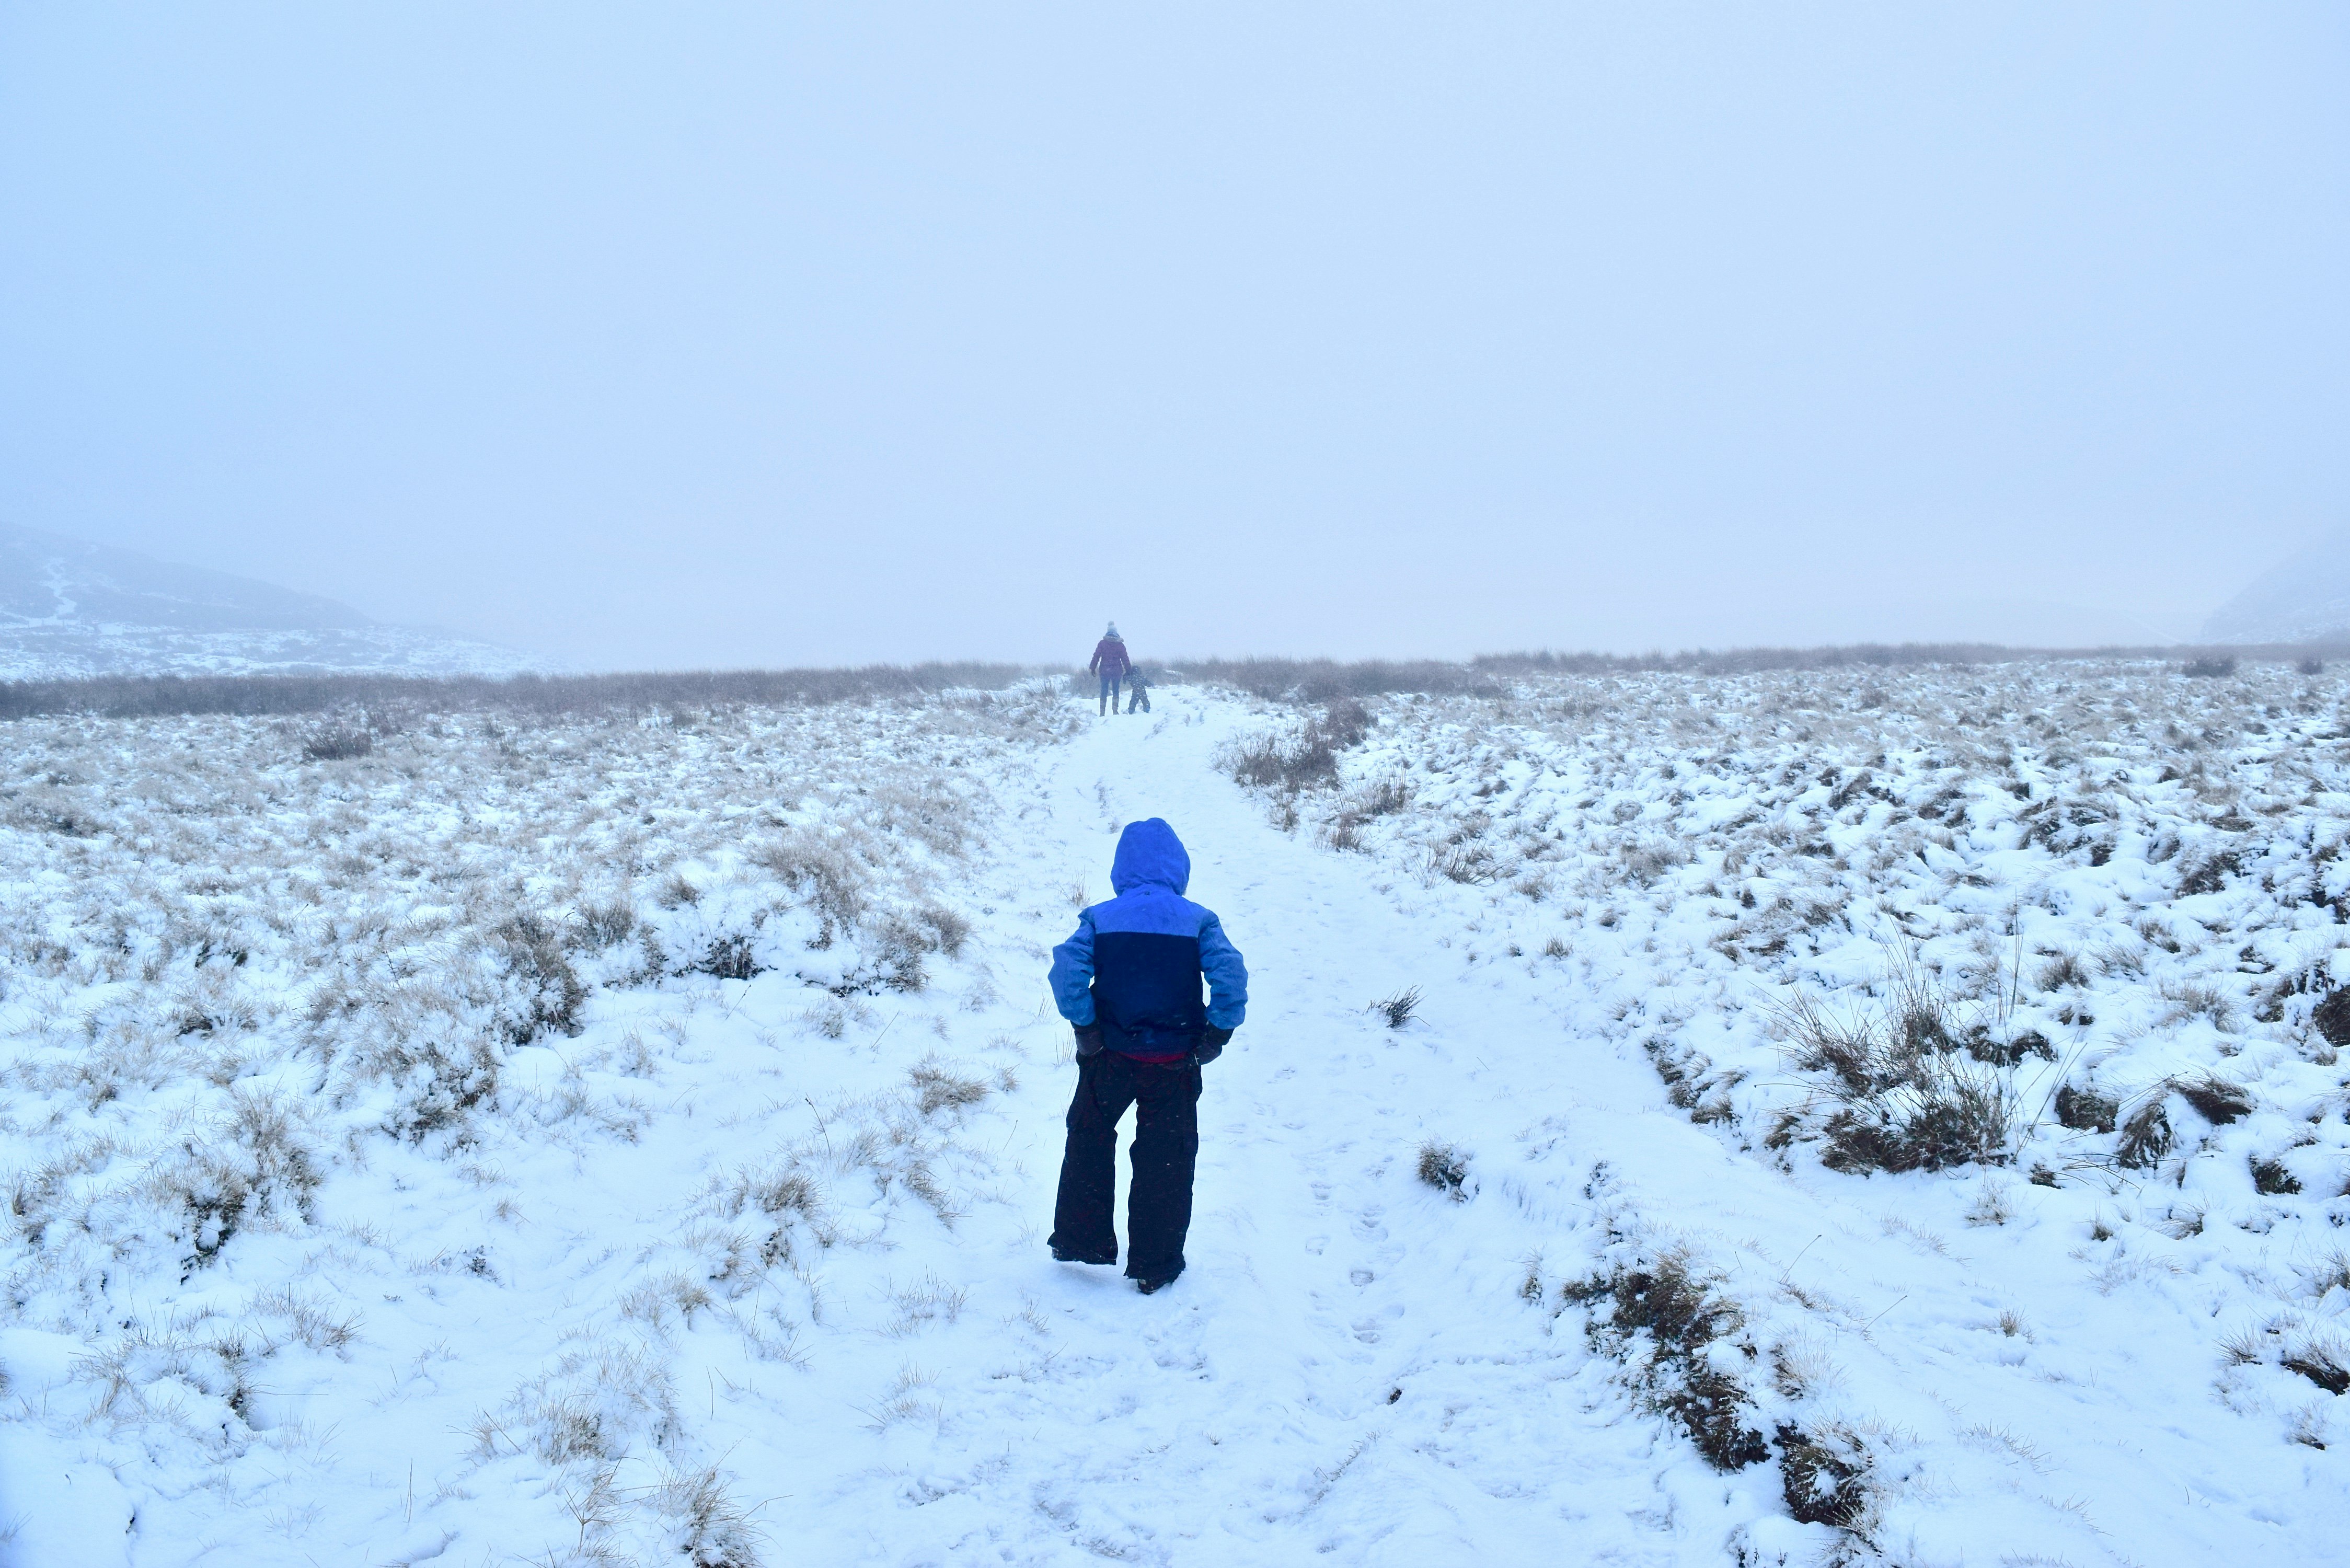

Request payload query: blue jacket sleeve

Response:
[1199,915,1248,1029]
[1049,912,1098,1025]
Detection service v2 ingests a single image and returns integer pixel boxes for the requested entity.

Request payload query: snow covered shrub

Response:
[727,1159,832,1266]
[496,1335,680,1465]
[2113,1098,2174,1169]
[1415,1139,1468,1197]
[1221,698,1375,799]
[366,1030,503,1143]
[83,1321,266,1453]
[1344,777,1411,817]
[694,931,763,981]
[914,903,971,959]
[2283,1332,2350,1395]
[2034,950,2094,991]
[2183,656,2239,678]
[1425,839,1502,885]
[2053,1082,2118,1133]
[158,1087,322,1269]
[1647,1039,1737,1124]
[1617,837,1690,886]
[2298,982,2350,1050]
[908,1060,989,1116]
[734,1166,820,1220]
[2174,1073,2254,1126]
[1223,732,1289,790]
[492,913,590,1041]
[575,896,638,950]
[654,1463,765,1567]
[1322,811,1366,851]
[1319,697,1372,751]
[1963,1175,2018,1226]
[1767,977,2015,1174]
[1776,1422,1873,1530]
[247,1284,362,1353]
[2252,1155,2304,1195]
[751,827,871,940]
[299,723,373,760]
[1565,1248,1771,1471]
[618,1271,716,1331]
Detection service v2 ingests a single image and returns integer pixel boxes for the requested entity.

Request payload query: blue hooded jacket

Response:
[1049,818,1248,1060]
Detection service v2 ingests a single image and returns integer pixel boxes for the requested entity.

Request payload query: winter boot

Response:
[1133,1264,1183,1295]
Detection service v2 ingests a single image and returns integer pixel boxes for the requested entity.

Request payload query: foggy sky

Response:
[2,4,2344,671]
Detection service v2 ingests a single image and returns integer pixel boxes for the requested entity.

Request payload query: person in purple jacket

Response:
[1089,623,1132,716]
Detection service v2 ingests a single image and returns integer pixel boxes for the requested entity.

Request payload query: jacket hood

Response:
[1110,817,1190,896]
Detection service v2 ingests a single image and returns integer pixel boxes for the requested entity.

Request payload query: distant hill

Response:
[0,525,549,679]
[2203,529,2350,645]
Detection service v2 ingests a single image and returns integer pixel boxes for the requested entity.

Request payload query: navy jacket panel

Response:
[1091,929,1208,1056]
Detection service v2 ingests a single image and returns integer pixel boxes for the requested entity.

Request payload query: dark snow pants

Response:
[1098,673,1122,713]
[1126,685,1150,713]
[1050,1050,1201,1279]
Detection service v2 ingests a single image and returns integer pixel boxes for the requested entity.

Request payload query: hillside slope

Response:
[2205,529,2350,645]
[0,525,546,677]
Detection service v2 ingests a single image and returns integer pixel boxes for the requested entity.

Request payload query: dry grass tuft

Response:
[1371,986,1422,1030]
[1414,1140,1468,1198]
[908,1062,989,1116]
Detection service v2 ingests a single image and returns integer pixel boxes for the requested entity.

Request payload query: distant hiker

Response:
[1047,818,1248,1294]
[1124,663,1153,714]
[1089,623,1131,716]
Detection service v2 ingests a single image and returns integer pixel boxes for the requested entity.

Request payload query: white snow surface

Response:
[3,666,2348,1564]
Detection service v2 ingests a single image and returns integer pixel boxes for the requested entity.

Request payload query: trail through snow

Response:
[762,702,1770,1563]
[768,698,2346,1566]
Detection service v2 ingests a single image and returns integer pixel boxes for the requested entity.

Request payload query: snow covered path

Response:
[754,700,1779,1565]
[759,696,2349,1567]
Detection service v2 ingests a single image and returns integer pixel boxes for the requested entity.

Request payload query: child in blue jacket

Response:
[1046,817,1248,1293]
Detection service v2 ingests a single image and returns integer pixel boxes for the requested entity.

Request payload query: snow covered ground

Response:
[3,664,2347,1565]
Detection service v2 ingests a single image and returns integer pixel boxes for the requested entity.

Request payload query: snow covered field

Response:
[0,625,554,683]
[3,662,2347,1565]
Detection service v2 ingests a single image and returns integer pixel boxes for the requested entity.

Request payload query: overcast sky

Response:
[2,5,2344,670]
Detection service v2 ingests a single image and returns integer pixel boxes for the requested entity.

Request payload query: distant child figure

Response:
[1125,664,1153,713]
[1089,623,1131,716]
[1047,818,1248,1294]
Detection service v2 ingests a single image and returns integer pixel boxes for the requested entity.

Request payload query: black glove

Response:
[1196,1025,1234,1064]
[1073,1024,1104,1059]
